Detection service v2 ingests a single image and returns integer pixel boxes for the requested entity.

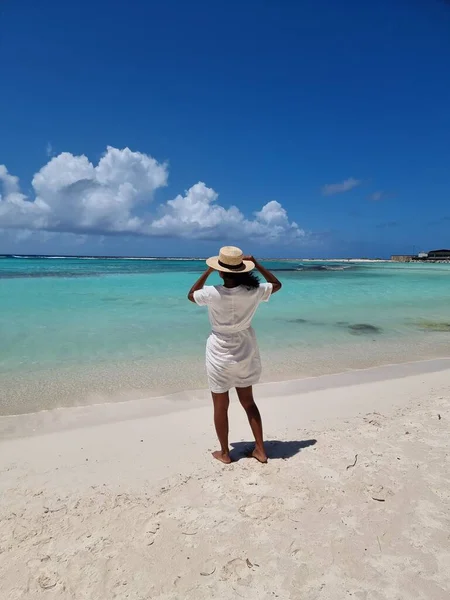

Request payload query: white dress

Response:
[193,283,273,393]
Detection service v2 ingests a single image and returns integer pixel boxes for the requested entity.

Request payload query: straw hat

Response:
[206,246,255,273]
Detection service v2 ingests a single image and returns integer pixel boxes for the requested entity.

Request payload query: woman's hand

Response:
[188,267,214,303]
[243,255,256,264]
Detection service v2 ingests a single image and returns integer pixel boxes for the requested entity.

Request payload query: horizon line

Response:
[0,253,390,261]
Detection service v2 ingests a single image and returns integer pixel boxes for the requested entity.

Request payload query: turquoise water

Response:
[1,257,449,415]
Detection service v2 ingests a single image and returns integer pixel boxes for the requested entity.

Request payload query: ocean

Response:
[1,256,449,416]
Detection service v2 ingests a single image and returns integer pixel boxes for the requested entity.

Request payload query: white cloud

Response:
[0,165,21,195]
[149,184,303,241]
[1,147,168,235]
[0,146,303,244]
[322,177,361,196]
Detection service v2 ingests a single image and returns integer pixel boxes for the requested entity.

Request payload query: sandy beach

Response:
[1,359,449,599]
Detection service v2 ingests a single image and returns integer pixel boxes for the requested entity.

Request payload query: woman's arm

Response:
[244,256,282,294]
[188,267,214,303]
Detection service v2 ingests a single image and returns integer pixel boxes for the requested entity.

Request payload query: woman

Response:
[188,246,282,464]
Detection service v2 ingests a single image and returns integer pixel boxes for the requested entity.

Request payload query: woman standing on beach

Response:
[188,246,282,464]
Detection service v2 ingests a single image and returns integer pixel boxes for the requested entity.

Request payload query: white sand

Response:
[1,360,449,599]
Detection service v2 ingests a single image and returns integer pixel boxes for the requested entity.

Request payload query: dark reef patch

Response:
[286,318,308,324]
[348,323,383,335]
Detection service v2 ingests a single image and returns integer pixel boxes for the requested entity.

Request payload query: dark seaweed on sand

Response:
[417,321,450,332]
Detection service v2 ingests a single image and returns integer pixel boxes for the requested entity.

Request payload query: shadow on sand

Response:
[230,439,317,461]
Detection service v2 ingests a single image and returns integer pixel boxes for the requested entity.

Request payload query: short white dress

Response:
[193,283,273,393]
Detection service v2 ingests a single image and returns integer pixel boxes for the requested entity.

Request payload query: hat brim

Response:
[206,256,255,273]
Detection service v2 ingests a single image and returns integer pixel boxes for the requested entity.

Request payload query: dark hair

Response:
[222,271,260,289]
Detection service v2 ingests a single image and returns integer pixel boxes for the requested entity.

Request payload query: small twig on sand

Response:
[438,414,441,420]
[200,567,216,576]
[377,536,382,552]
[43,506,66,514]
[346,454,358,470]
[246,558,253,568]
[372,497,385,502]
[182,531,197,536]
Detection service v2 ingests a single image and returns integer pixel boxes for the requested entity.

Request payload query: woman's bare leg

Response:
[211,391,231,464]
[236,386,267,463]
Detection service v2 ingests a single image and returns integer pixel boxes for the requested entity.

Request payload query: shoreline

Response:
[1,357,449,440]
[1,363,449,598]
[2,332,450,418]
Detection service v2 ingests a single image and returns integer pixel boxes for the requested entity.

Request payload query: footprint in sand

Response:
[366,484,393,501]
[221,557,253,585]
[144,519,160,545]
[290,561,310,586]
[239,496,283,520]
[35,569,60,591]
[364,413,386,428]
[13,523,43,545]
[283,487,311,510]
[38,573,58,590]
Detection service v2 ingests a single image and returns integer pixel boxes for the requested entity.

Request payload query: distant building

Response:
[391,248,450,262]
[391,255,415,262]
[427,249,450,259]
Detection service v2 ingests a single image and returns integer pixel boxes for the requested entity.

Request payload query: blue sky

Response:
[0,0,449,257]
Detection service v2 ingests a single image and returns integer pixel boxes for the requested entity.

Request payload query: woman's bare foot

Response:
[251,446,268,464]
[212,450,232,464]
